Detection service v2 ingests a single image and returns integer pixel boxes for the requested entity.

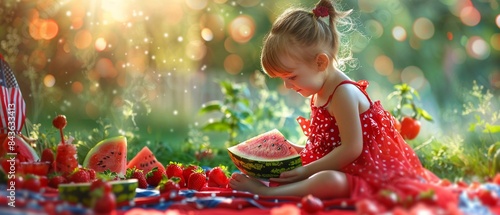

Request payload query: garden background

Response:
[1,0,499,182]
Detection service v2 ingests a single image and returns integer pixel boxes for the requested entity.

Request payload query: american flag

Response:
[0,54,26,134]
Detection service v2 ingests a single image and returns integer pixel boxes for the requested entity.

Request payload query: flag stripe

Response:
[0,56,25,134]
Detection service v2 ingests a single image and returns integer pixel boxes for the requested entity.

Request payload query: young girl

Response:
[229,0,457,209]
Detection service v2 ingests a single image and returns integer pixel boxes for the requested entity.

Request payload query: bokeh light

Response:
[401,66,425,90]
[460,6,480,26]
[413,17,434,40]
[392,26,407,41]
[164,3,184,25]
[224,54,243,74]
[186,0,208,10]
[364,20,383,38]
[40,19,59,40]
[374,55,394,76]
[496,14,500,28]
[71,81,84,94]
[491,34,500,51]
[43,74,56,87]
[95,37,107,51]
[186,40,207,60]
[229,15,255,43]
[466,36,490,60]
[74,30,92,49]
[201,28,214,41]
[96,58,118,78]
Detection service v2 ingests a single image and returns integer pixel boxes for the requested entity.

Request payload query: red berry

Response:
[182,165,198,186]
[166,163,183,179]
[208,166,229,188]
[90,179,112,193]
[48,175,67,188]
[301,194,324,213]
[93,191,116,213]
[493,173,500,185]
[477,189,499,207]
[41,148,55,163]
[68,168,91,183]
[159,177,181,194]
[187,171,206,191]
[126,168,148,189]
[23,174,41,192]
[146,166,166,187]
[52,115,67,129]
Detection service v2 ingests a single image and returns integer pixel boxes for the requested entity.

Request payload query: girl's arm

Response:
[305,84,367,173]
[271,84,367,183]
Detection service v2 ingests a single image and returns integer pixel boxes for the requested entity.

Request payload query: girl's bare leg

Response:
[229,170,350,199]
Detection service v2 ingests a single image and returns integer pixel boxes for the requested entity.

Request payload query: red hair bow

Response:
[313,6,329,18]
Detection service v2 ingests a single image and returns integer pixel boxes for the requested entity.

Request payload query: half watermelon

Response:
[227,129,302,179]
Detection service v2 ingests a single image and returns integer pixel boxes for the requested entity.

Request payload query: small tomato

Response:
[400,117,421,140]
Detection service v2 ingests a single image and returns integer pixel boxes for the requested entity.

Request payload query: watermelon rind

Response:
[227,149,301,179]
[82,136,127,176]
[58,179,138,207]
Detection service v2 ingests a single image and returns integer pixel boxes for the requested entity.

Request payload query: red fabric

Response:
[297,80,459,209]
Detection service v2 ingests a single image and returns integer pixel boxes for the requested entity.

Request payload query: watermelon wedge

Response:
[83,136,128,176]
[0,134,39,162]
[227,129,302,179]
[127,146,165,174]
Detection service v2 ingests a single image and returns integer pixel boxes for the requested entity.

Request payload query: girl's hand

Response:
[269,166,308,183]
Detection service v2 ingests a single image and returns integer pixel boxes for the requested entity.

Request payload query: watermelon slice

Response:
[0,134,39,162]
[83,136,128,176]
[227,129,302,179]
[127,146,165,174]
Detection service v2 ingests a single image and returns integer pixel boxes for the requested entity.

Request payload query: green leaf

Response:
[199,101,223,114]
[418,109,433,121]
[201,122,231,132]
[483,124,500,133]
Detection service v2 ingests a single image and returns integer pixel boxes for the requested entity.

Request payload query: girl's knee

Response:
[309,171,350,198]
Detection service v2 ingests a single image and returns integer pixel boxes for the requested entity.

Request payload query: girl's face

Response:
[277,55,326,98]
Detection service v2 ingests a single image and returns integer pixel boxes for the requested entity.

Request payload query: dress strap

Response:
[319,80,372,108]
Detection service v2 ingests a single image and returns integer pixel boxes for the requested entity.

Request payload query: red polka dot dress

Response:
[297,80,458,206]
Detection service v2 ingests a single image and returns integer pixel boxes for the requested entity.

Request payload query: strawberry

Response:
[126,167,148,189]
[187,170,206,191]
[301,194,324,213]
[90,178,112,193]
[159,176,181,194]
[90,179,115,214]
[166,162,183,179]
[24,174,41,192]
[183,164,197,179]
[493,173,500,185]
[146,166,166,187]
[48,175,67,188]
[207,166,229,188]
[68,168,90,183]
[84,168,96,181]
[41,148,55,163]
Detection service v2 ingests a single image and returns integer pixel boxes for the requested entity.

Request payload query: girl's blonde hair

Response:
[261,0,353,77]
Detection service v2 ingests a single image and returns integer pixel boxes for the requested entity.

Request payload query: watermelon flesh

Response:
[227,129,302,179]
[127,146,165,174]
[228,129,299,161]
[83,136,128,176]
[0,134,39,162]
